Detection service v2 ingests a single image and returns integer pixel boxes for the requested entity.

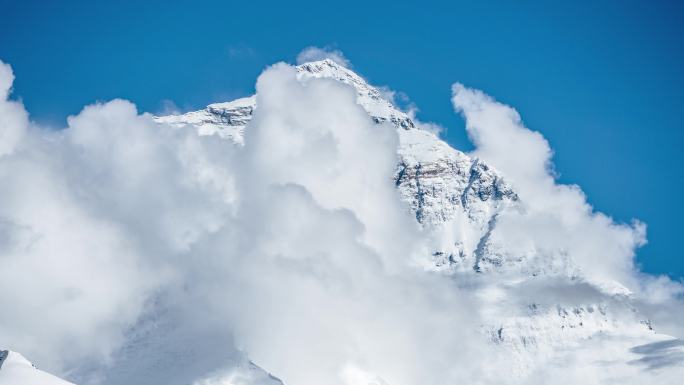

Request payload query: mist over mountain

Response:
[0,52,683,385]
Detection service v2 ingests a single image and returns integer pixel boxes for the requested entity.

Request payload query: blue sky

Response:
[1,0,682,278]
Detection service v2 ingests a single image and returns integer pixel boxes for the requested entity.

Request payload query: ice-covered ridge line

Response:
[154,59,415,141]
[295,59,416,129]
[155,96,256,144]
[193,360,286,385]
[0,350,74,385]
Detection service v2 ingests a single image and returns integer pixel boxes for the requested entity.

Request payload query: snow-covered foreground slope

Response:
[0,351,74,385]
[0,348,283,385]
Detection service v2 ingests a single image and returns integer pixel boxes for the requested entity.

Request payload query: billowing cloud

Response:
[452,83,647,290]
[0,62,27,157]
[296,46,351,68]
[0,60,493,385]
[452,83,684,383]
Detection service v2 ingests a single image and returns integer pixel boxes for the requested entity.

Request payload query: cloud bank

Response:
[0,60,491,385]
[0,59,682,385]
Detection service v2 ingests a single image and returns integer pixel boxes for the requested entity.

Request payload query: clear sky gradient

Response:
[1,0,682,278]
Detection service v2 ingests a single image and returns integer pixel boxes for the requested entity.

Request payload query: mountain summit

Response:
[152,59,682,383]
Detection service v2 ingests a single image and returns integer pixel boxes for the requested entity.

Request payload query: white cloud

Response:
[0,62,28,157]
[0,101,167,371]
[296,46,351,67]
[0,58,682,385]
[452,82,647,290]
[0,71,240,374]
[0,60,493,385]
[202,63,492,385]
[451,83,684,383]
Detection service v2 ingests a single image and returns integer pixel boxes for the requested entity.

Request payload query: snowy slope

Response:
[192,361,285,385]
[0,350,75,385]
[60,296,284,385]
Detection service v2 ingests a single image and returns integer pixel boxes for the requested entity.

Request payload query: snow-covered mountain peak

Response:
[148,62,678,383]
[155,59,417,143]
[296,59,416,129]
[154,60,515,232]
